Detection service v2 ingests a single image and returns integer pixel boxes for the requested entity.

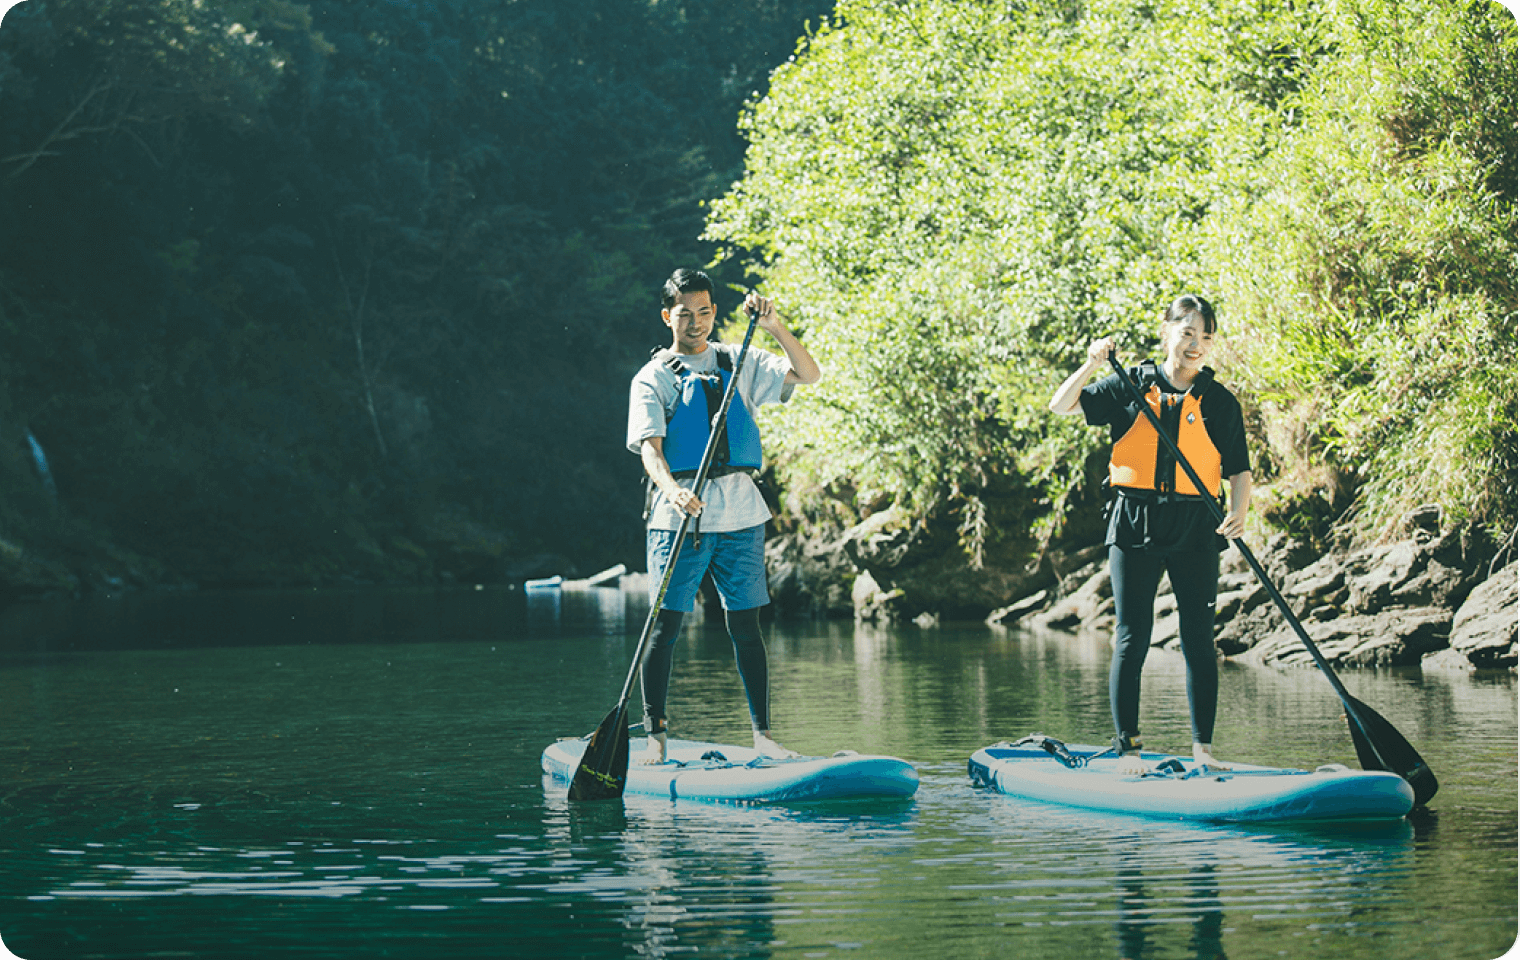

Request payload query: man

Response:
[626,268,821,763]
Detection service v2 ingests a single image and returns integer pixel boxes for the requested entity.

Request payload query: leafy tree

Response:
[1200,0,1517,540]
[708,0,1515,566]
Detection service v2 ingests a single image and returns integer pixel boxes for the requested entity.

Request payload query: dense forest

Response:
[0,0,1513,604]
[710,0,1516,568]
[0,0,832,593]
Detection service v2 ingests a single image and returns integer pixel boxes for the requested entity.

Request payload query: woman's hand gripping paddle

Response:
[568,299,765,801]
[1105,353,1438,807]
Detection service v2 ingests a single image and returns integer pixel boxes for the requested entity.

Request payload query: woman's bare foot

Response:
[1193,743,1231,771]
[754,731,800,759]
[1115,751,1152,776]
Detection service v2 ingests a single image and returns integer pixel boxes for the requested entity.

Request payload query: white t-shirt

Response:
[627,341,794,532]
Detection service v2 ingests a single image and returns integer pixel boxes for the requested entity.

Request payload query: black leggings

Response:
[641,607,771,734]
[1109,545,1220,746]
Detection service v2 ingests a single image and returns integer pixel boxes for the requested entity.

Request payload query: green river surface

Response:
[0,584,1514,960]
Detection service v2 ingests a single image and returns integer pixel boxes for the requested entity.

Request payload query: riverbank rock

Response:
[834,498,1055,621]
[0,535,81,599]
[1435,560,1518,670]
[762,484,1513,675]
[766,500,1066,623]
[0,520,183,602]
[765,456,1113,623]
[986,543,1104,627]
[1217,514,1496,667]
[1019,556,1113,634]
[848,569,895,622]
[1240,607,1453,668]
[766,526,857,619]
[997,504,1511,672]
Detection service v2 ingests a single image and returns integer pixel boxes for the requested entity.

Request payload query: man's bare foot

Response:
[639,731,668,765]
[754,731,800,759]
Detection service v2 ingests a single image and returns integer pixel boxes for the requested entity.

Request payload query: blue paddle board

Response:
[969,738,1414,822]
[543,737,919,803]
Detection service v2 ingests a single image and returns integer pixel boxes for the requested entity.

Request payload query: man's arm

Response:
[641,437,703,516]
[745,292,821,385]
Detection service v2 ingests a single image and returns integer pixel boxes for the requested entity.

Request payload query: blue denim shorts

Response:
[645,524,769,613]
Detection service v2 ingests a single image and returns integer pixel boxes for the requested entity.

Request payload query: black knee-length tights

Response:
[641,607,770,734]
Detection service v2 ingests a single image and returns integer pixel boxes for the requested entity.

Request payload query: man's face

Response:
[662,290,716,354]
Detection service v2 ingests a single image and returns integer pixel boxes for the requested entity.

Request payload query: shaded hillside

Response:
[0,0,833,595]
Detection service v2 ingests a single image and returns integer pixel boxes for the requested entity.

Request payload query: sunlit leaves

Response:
[1207,0,1516,537]
[710,0,1262,534]
[713,0,1514,551]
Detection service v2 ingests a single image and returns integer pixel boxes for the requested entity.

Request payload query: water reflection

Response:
[1112,860,1227,960]
[973,797,1418,960]
[0,586,1510,960]
[525,585,562,631]
[853,621,893,729]
[583,796,782,958]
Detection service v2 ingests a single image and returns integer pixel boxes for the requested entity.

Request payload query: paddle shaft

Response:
[1103,356,1367,714]
[612,305,765,713]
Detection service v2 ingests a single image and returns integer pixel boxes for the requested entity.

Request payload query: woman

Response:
[1048,295,1253,774]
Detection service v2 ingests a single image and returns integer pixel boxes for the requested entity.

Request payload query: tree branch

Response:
[4,79,117,180]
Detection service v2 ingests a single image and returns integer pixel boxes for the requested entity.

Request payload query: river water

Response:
[0,585,1513,960]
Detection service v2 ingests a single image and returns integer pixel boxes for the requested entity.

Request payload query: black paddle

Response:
[1106,353,1438,807]
[568,298,765,801]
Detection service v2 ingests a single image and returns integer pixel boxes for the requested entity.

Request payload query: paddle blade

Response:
[1344,694,1439,807]
[567,705,631,802]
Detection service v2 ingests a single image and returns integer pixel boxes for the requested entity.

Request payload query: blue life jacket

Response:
[658,347,764,474]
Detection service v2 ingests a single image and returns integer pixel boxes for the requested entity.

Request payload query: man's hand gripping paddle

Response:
[1106,352,1436,807]
[568,298,764,801]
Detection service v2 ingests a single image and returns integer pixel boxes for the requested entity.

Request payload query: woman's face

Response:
[1162,312,1214,375]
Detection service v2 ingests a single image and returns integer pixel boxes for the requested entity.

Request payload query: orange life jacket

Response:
[1108,364,1222,498]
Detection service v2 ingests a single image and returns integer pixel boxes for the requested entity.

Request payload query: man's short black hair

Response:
[662,268,714,309]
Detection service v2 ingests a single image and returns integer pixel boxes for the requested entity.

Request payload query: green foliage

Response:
[1205,0,1517,537]
[0,0,1509,594]
[711,0,1516,554]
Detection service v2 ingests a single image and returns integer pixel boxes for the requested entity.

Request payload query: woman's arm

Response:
[1049,337,1116,415]
[1217,471,1253,540]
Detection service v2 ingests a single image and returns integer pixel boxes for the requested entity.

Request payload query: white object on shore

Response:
[526,564,629,591]
[562,563,627,590]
